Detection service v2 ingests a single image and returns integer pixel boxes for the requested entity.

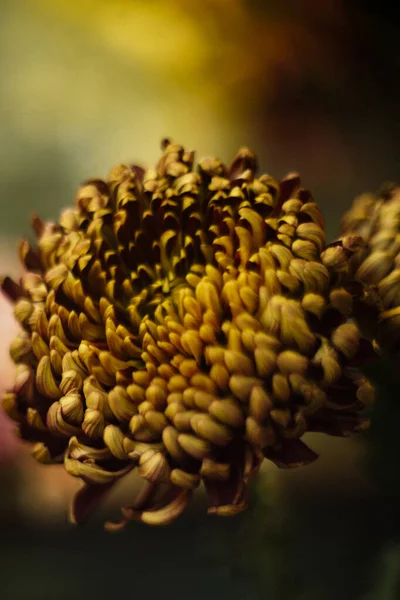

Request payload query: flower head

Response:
[1,140,376,528]
[340,184,400,351]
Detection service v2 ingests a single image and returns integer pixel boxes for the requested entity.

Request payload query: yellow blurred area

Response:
[36,0,347,88]
[39,0,213,82]
[3,0,246,177]
[1,0,356,209]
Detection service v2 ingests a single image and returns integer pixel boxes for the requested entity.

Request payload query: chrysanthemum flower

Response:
[340,184,400,352]
[1,140,376,529]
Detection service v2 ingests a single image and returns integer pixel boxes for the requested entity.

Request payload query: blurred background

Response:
[1,1,400,598]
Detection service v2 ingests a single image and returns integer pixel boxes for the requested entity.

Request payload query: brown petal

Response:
[205,444,261,515]
[70,483,115,525]
[264,439,319,468]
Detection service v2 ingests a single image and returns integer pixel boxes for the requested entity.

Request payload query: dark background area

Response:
[1,1,400,598]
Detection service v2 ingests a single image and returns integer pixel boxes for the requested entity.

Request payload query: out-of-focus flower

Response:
[340,185,400,352]
[0,249,22,466]
[1,140,376,529]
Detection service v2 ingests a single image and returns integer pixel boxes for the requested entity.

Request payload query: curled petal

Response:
[68,436,112,461]
[47,402,81,437]
[64,456,132,485]
[105,484,190,531]
[126,488,191,526]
